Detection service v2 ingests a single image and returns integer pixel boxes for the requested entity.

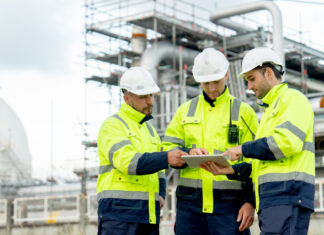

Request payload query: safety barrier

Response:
[87,194,98,221]
[13,195,80,224]
[315,178,324,212]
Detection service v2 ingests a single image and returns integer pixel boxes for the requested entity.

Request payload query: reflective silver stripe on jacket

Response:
[267,136,315,159]
[273,97,280,109]
[97,190,160,202]
[258,172,315,185]
[99,165,115,174]
[158,172,166,179]
[213,180,243,190]
[162,136,185,147]
[112,114,129,129]
[146,123,155,137]
[187,96,199,117]
[128,153,143,175]
[109,140,131,166]
[186,97,241,122]
[266,136,285,159]
[276,121,306,142]
[302,141,315,153]
[178,178,243,190]
[231,99,241,121]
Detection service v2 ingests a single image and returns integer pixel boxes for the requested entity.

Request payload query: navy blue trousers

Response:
[258,205,312,235]
[175,208,251,235]
[97,219,159,235]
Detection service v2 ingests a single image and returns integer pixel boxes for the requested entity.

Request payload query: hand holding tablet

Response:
[181,154,230,168]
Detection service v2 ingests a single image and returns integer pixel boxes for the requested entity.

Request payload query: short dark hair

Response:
[121,88,127,94]
[257,62,284,80]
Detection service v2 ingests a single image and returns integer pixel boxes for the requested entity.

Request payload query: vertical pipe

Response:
[50,101,54,195]
[160,92,165,131]
[166,89,171,123]
[301,49,305,93]
[179,46,184,103]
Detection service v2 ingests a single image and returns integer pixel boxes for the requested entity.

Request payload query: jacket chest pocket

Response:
[181,117,201,147]
[148,136,160,152]
[265,107,279,121]
[127,131,142,150]
[150,136,160,145]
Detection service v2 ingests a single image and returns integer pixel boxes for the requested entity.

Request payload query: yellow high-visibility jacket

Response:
[240,83,315,212]
[162,88,259,213]
[97,102,168,224]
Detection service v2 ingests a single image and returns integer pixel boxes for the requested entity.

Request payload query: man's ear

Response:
[224,71,229,81]
[123,94,129,104]
[265,67,274,81]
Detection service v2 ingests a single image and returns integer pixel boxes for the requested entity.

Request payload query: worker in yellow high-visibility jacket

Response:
[96,67,189,235]
[162,48,259,235]
[201,47,315,235]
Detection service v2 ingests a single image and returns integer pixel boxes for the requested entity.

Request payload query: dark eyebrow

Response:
[245,75,254,81]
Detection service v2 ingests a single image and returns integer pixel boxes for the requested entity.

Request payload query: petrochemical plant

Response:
[1,0,324,234]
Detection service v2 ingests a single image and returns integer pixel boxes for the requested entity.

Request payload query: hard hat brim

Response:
[237,61,283,79]
[194,70,227,83]
[128,85,160,95]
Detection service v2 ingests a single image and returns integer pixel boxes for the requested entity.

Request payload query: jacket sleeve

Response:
[242,94,313,161]
[158,171,166,199]
[97,118,169,175]
[227,163,252,182]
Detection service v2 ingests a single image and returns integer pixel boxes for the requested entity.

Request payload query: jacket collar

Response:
[261,83,287,107]
[120,102,152,124]
[202,86,229,107]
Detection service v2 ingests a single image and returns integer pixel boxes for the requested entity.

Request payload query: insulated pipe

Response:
[210,1,284,64]
[217,19,254,34]
[131,26,147,55]
[140,41,199,81]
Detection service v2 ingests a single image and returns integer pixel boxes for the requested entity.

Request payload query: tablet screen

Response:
[181,154,230,168]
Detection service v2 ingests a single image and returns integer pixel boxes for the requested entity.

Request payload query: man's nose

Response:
[146,95,153,104]
[206,83,216,92]
[247,82,253,90]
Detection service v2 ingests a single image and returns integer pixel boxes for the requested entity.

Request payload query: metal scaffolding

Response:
[82,0,324,223]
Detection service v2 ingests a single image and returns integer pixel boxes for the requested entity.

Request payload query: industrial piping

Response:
[140,41,199,81]
[210,1,284,65]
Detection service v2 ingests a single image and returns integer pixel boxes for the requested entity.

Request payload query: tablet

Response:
[181,154,231,168]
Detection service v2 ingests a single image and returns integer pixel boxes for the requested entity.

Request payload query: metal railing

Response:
[87,193,98,221]
[0,178,322,227]
[315,178,324,212]
[13,195,80,224]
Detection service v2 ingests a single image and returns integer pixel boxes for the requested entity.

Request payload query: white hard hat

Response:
[238,47,283,78]
[192,48,229,83]
[120,67,160,95]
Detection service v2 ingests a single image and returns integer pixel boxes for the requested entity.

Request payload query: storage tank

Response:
[0,97,32,186]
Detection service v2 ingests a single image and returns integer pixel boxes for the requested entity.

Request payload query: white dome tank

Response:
[0,97,32,185]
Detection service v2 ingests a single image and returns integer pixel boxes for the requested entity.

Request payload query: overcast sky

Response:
[0,0,324,181]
